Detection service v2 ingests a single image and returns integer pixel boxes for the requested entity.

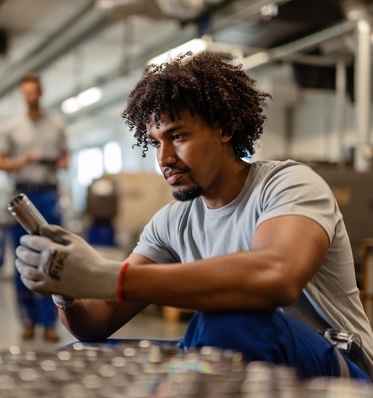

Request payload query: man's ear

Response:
[220,129,233,143]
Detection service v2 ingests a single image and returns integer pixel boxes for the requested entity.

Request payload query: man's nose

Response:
[157,143,177,167]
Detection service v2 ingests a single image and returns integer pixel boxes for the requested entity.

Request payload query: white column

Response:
[335,60,347,165]
[354,19,372,172]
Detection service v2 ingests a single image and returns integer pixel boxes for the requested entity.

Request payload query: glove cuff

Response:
[52,294,77,310]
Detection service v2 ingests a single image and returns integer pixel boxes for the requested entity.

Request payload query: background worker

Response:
[14,52,373,379]
[0,73,68,342]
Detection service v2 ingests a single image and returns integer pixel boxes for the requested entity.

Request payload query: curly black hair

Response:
[122,51,271,158]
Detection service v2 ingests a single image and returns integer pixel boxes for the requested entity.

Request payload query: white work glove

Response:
[38,231,79,309]
[15,224,124,300]
[52,294,77,310]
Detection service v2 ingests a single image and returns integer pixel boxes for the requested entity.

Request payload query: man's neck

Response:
[27,107,43,120]
[203,161,251,209]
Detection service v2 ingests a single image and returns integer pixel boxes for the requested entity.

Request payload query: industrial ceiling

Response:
[0,0,372,146]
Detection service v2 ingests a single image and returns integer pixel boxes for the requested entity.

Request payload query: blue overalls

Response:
[11,189,60,329]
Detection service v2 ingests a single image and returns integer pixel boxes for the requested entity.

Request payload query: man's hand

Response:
[15,225,123,300]
[25,150,41,163]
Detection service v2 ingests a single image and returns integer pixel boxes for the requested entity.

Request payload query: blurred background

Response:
[1,0,373,347]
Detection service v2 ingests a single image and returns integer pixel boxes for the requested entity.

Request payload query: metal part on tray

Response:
[0,342,372,397]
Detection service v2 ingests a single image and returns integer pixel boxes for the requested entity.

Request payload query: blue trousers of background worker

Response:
[92,309,371,381]
[11,190,60,329]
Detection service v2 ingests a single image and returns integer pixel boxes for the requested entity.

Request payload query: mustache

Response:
[163,166,190,179]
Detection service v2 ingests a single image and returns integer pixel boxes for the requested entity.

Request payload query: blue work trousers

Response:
[11,191,60,329]
[183,310,371,380]
[93,309,371,381]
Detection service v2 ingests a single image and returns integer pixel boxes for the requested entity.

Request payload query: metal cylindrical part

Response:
[8,193,48,235]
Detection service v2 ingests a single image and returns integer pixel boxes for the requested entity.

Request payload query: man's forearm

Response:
[58,299,111,341]
[122,252,295,312]
[0,155,26,171]
[58,298,148,342]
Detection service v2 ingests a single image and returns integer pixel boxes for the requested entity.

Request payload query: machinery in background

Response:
[84,172,173,254]
[313,167,373,269]
[313,166,373,323]
[85,176,118,247]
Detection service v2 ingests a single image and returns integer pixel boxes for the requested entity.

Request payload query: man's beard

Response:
[164,166,203,201]
[173,185,203,201]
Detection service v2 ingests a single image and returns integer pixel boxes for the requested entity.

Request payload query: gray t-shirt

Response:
[0,113,67,185]
[133,159,373,373]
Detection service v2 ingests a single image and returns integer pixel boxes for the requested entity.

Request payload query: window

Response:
[104,141,122,174]
[77,147,104,187]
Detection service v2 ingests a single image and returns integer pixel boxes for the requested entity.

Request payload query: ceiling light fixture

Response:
[61,87,102,114]
[260,3,278,20]
[147,37,209,65]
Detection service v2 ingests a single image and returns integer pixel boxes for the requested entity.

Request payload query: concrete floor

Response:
[0,242,188,352]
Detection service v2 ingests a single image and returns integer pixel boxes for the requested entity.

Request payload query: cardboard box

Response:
[108,172,173,252]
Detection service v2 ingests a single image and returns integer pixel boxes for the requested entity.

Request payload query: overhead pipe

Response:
[205,0,293,35]
[0,0,97,80]
[240,19,357,70]
[0,4,111,99]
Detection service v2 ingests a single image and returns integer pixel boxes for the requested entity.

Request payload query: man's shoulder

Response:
[248,159,327,193]
[251,158,306,170]
[250,159,314,178]
[249,159,333,204]
[1,114,27,133]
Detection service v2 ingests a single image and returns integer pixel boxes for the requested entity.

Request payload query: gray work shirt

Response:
[0,113,67,185]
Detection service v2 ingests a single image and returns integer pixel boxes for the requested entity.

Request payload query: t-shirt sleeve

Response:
[132,203,181,264]
[256,163,342,243]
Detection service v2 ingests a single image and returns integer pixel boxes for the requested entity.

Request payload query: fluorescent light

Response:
[77,87,102,107]
[96,0,114,8]
[95,0,123,9]
[148,38,209,65]
[61,87,102,114]
[61,97,81,114]
[241,51,271,70]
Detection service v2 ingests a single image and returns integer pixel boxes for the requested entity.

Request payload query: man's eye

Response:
[147,139,159,148]
[171,134,183,141]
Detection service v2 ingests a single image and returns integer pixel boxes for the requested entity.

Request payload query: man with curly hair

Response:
[15,51,373,380]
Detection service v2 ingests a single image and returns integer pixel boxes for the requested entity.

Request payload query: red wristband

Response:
[117,261,129,302]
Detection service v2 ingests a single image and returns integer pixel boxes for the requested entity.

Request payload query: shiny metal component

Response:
[7,193,48,235]
[324,328,362,354]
